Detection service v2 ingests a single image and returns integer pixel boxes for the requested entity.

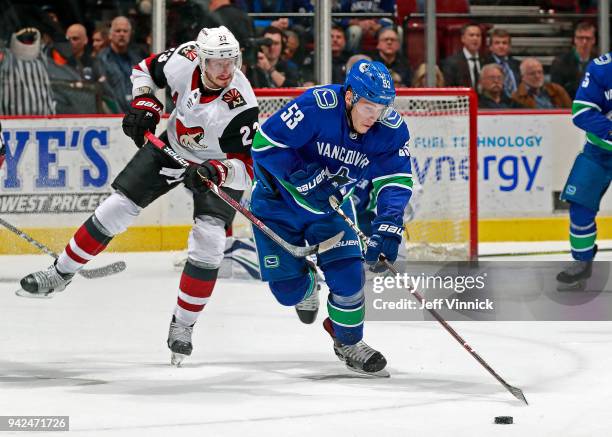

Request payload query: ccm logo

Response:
[135,100,163,115]
[378,224,403,236]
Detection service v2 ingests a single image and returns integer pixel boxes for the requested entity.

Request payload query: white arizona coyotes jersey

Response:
[131,41,259,190]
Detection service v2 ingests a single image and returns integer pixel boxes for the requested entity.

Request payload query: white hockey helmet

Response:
[196,26,242,85]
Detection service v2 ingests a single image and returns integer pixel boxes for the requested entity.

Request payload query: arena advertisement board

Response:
[0,112,609,235]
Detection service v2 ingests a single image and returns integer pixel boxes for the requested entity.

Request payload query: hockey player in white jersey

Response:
[17,27,259,366]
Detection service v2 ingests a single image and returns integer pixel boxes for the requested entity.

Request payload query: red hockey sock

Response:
[174,260,219,326]
[56,215,113,274]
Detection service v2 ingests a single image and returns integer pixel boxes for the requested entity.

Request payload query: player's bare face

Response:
[351,99,386,134]
[204,58,236,89]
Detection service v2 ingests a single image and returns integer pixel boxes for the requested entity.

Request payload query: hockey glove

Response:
[287,163,343,214]
[122,94,163,147]
[365,217,404,272]
[184,160,228,194]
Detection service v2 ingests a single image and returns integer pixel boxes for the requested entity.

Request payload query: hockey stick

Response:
[144,131,343,258]
[329,197,528,405]
[0,216,126,279]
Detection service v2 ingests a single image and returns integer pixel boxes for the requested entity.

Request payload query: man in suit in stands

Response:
[483,28,521,98]
[442,23,482,88]
[550,21,597,99]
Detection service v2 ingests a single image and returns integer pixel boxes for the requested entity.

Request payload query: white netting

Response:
[231,90,475,261]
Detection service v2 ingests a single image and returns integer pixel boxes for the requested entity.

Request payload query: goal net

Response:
[235,88,478,261]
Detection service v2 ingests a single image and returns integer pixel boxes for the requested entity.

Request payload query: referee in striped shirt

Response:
[0,27,55,115]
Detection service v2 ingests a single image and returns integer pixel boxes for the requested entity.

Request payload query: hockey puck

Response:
[494,416,513,424]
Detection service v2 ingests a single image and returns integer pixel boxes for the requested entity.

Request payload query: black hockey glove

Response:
[122,94,163,147]
[365,216,404,272]
[184,160,229,194]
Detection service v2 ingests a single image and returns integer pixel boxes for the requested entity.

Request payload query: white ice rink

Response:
[1,243,612,436]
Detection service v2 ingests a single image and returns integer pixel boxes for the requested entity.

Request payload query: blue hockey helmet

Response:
[344,60,396,107]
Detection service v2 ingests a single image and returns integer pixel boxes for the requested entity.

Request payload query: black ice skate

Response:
[557,245,597,291]
[167,316,194,366]
[323,317,389,377]
[295,264,320,324]
[16,262,74,298]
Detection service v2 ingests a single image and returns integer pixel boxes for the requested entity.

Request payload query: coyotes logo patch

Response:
[176,119,206,150]
[178,45,198,61]
[222,88,247,110]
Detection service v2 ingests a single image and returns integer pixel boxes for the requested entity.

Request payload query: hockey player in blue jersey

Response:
[249,60,413,375]
[558,52,612,286]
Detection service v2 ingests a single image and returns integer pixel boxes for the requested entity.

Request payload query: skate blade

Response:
[556,279,587,292]
[344,364,390,378]
[15,288,55,299]
[171,352,186,367]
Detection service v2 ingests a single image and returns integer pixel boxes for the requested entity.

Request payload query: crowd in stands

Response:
[0,0,602,115]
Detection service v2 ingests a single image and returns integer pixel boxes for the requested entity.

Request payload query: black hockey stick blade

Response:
[506,383,528,405]
[78,261,127,279]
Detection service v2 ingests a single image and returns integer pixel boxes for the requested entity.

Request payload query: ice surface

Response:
[1,243,612,436]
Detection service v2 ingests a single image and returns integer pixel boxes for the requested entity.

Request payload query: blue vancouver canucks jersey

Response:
[572,52,612,152]
[251,85,413,221]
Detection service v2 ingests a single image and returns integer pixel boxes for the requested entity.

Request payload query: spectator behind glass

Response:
[0,27,55,115]
[478,63,518,109]
[205,0,254,51]
[511,58,572,109]
[248,1,313,35]
[92,27,109,57]
[411,63,445,87]
[303,24,350,86]
[247,26,300,88]
[550,22,597,99]
[483,28,521,98]
[339,0,397,54]
[96,16,147,113]
[372,27,411,87]
[65,24,98,80]
[442,23,482,88]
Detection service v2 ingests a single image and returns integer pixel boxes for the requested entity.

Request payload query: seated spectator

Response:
[65,24,98,80]
[283,30,302,67]
[205,0,254,51]
[442,23,483,88]
[511,58,572,109]
[302,24,350,86]
[372,27,411,87]
[247,26,300,88]
[96,16,147,113]
[339,0,397,54]
[411,63,445,87]
[483,28,520,98]
[478,64,518,109]
[91,26,109,57]
[0,27,55,115]
[550,21,596,99]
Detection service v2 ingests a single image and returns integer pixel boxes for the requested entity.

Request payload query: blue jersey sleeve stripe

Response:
[371,172,413,183]
[255,128,290,149]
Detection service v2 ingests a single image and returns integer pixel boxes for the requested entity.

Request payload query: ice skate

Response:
[557,246,597,291]
[323,317,389,377]
[295,265,320,324]
[167,316,193,366]
[16,262,74,298]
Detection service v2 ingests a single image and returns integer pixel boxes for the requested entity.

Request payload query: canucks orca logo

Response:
[327,166,356,188]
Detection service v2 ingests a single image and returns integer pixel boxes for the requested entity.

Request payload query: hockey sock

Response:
[569,203,597,261]
[269,270,315,306]
[327,294,364,346]
[56,215,113,274]
[174,260,218,326]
